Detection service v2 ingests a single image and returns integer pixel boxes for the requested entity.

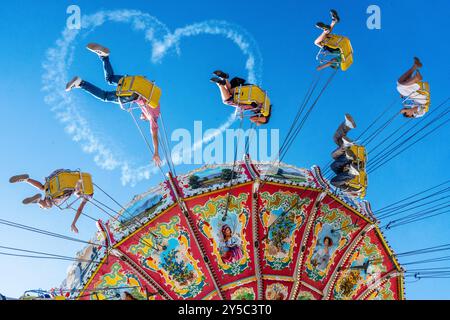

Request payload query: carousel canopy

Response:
[59,158,404,300]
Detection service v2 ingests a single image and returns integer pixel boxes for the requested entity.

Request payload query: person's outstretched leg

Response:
[331,146,346,159]
[331,172,354,188]
[333,125,352,147]
[100,56,123,85]
[74,79,119,103]
[23,178,45,191]
[398,65,418,85]
[314,9,339,48]
[398,58,423,85]
[66,77,137,105]
[211,78,233,103]
[9,174,45,191]
[406,69,423,85]
[331,155,350,174]
[225,78,232,92]
[314,27,331,48]
[333,123,348,147]
[86,43,123,85]
[219,84,232,102]
[329,9,339,31]
[333,114,356,147]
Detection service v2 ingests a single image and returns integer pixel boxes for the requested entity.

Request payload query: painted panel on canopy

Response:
[176,163,252,198]
[330,228,398,300]
[329,228,397,300]
[263,279,293,300]
[300,195,370,292]
[117,182,174,225]
[106,182,175,244]
[223,281,258,300]
[295,285,322,300]
[258,183,319,275]
[364,276,403,300]
[79,255,165,300]
[116,205,217,299]
[186,183,256,286]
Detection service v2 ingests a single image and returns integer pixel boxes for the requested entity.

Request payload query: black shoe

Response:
[330,9,340,23]
[213,70,229,79]
[414,57,423,68]
[315,22,330,31]
[210,77,226,85]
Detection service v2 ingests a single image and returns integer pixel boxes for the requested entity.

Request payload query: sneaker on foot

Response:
[213,70,229,79]
[9,174,29,183]
[210,77,226,85]
[66,76,82,92]
[315,22,331,31]
[86,43,110,57]
[348,165,360,176]
[22,194,41,205]
[345,113,357,129]
[330,9,340,23]
[341,136,354,148]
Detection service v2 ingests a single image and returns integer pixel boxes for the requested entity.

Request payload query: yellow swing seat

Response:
[349,144,367,165]
[403,81,430,113]
[45,171,94,199]
[320,34,353,71]
[344,145,367,198]
[345,170,368,198]
[233,85,271,117]
[116,76,162,109]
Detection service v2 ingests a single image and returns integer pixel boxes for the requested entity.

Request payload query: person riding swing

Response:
[397,57,430,118]
[210,70,272,125]
[65,43,162,166]
[329,114,363,191]
[314,9,353,72]
[9,170,94,233]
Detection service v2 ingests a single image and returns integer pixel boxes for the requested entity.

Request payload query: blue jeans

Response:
[330,154,355,187]
[80,56,137,104]
[102,56,122,85]
[331,154,350,174]
[331,173,355,187]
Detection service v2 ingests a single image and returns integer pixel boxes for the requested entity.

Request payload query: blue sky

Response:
[0,0,449,299]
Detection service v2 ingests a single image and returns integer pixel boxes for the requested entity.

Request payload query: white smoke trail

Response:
[42,9,262,186]
[152,20,262,84]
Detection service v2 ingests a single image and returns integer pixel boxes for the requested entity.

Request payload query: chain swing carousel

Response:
[17,20,410,299]
[56,155,403,300]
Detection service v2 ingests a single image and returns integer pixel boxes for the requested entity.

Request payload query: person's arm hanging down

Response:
[150,121,162,167]
[140,105,162,167]
[71,198,88,234]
